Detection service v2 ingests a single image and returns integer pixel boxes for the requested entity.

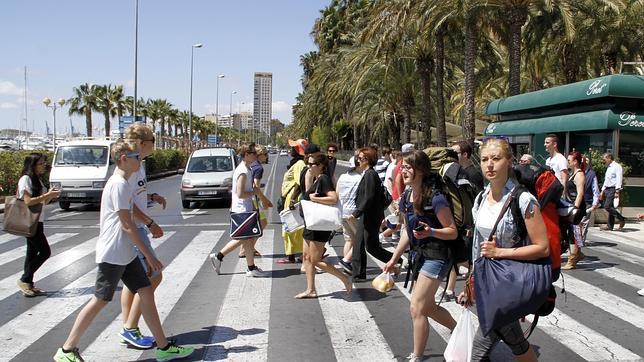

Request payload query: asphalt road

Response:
[2,154,644,361]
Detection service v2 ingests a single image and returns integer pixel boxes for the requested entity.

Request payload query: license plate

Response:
[67,192,86,198]
[198,190,217,196]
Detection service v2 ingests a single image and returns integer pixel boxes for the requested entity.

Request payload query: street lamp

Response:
[133,0,139,119]
[188,43,203,153]
[42,97,65,150]
[230,90,237,144]
[215,74,225,144]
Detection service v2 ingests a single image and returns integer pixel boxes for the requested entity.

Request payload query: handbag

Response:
[300,199,342,231]
[474,188,552,336]
[230,211,263,239]
[3,196,42,237]
[279,203,305,233]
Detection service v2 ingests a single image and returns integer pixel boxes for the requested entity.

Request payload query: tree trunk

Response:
[463,11,477,146]
[417,55,433,148]
[506,6,527,96]
[85,110,93,137]
[560,43,579,84]
[435,23,448,147]
[403,101,413,146]
[387,112,401,149]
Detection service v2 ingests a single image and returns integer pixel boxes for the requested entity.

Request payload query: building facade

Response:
[234,112,253,130]
[253,72,272,137]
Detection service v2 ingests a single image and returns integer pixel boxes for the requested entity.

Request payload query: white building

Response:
[234,112,254,130]
[204,114,233,128]
[253,72,272,136]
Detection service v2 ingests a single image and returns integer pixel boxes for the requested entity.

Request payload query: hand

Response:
[480,236,499,258]
[383,260,396,273]
[261,196,273,209]
[48,189,62,199]
[599,191,605,201]
[457,291,468,305]
[309,193,320,202]
[148,222,164,238]
[412,221,431,239]
[146,256,163,275]
[152,194,167,209]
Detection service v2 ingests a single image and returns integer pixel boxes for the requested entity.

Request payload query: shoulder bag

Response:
[300,177,342,231]
[230,211,262,239]
[3,196,42,237]
[473,188,552,336]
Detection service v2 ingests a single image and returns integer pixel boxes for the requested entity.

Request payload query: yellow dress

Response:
[281,159,306,255]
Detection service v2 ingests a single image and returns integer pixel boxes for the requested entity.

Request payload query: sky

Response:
[0,0,329,136]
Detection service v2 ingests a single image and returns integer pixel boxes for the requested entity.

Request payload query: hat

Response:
[401,143,415,153]
[288,138,309,156]
[349,156,356,168]
[304,143,320,155]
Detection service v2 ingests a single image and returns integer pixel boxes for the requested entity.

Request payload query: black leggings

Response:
[21,222,51,285]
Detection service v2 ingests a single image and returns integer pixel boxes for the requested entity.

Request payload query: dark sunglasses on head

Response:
[125,152,141,160]
[144,137,155,143]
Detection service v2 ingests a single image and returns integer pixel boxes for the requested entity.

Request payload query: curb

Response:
[0,170,179,214]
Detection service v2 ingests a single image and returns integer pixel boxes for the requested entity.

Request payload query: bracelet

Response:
[149,193,158,201]
[146,220,155,228]
[429,228,435,237]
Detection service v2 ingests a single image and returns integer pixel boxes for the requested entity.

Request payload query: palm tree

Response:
[68,83,100,137]
[96,84,118,136]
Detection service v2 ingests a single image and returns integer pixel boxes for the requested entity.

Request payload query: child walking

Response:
[54,139,193,362]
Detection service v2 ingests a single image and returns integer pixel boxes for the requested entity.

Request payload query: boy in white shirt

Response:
[54,140,193,362]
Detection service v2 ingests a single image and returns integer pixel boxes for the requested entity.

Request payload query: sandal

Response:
[276,258,295,264]
[294,290,318,299]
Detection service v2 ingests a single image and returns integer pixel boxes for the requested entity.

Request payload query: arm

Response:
[394,171,404,198]
[560,169,570,197]
[352,169,377,218]
[236,173,259,199]
[132,204,163,238]
[254,177,274,208]
[118,209,162,273]
[383,227,410,273]
[310,190,338,205]
[413,206,458,241]
[149,192,166,209]
[616,164,623,191]
[591,176,600,209]
[573,173,585,209]
[23,189,60,207]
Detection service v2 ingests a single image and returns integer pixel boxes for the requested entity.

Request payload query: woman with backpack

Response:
[383,150,458,361]
[458,138,550,361]
[562,151,587,270]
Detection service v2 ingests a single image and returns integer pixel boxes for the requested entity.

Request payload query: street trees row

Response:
[291,0,644,148]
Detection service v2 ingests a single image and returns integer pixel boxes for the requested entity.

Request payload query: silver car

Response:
[180,147,237,208]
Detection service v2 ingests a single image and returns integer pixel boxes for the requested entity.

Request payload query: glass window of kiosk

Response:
[569,131,613,155]
[618,131,644,177]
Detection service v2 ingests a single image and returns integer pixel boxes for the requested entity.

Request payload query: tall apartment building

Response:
[253,72,272,137]
[234,112,254,130]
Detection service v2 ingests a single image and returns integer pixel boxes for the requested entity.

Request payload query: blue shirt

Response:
[399,190,450,246]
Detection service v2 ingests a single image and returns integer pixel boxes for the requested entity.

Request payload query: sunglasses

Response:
[125,152,141,161]
[246,151,257,155]
[401,164,413,171]
[357,156,367,161]
[143,137,155,143]
[307,162,320,166]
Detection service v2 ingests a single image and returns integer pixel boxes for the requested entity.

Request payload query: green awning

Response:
[484,109,644,136]
[485,75,644,115]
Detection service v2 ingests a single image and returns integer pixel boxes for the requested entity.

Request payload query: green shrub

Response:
[144,149,187,176]
[0,150,53,196]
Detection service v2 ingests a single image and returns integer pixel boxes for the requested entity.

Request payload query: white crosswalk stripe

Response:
[0,233,77,267]
[0,233,20,246]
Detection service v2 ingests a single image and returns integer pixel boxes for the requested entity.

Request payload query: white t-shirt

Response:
[476,197,505,241]
[384,162,396,194]
[336,170,363,217]
[230,162,254,213]
[17,175,47,223]
[95,174,137,265]
[546,153,568,185]
[127,165,148,228]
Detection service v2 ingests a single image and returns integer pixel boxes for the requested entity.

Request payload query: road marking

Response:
[315,246,395,361]
[0,231,175,360]
[571,260,644,289]
[47,211,82,221]
[0,234,20,246]
[0,233,77,267]
[83,230,220,361]
[181,208,207,220]
[590,245,644,265]
[202,229,275,361]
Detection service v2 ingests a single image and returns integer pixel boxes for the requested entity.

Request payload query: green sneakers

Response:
[155,342,194,361]
[53,347,84,362]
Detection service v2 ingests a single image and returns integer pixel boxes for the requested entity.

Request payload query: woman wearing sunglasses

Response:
[295,153,351,299]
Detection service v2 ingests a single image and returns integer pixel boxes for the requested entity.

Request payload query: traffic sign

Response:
[207,134,218,145]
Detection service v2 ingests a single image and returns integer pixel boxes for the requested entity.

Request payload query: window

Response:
[569,131,613,154]
[618,131,644,177]
[55,146,109,166]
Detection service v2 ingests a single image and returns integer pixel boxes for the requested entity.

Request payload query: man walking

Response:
[600,153,626,231]
[544,134,569,194]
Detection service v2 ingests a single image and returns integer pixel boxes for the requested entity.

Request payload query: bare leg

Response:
[342,239,353,261]
[120,287,135,326]
[124,273,163,329]
[137,286,168,348]
[242,238,256,267]
[219,239,244,256]
[446,262,469,294]
[309,242,351,293]
[63,297,109,350]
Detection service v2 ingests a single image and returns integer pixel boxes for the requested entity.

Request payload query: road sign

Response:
[207,134,218,145]
[118,116,146,133]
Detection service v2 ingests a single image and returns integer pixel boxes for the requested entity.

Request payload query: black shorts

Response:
[94,258,151,301]
[303,228,333,243]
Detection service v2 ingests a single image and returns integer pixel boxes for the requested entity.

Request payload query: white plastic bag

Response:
[371,272,395,293]
[279,204,304,233]
[444,307,475,362]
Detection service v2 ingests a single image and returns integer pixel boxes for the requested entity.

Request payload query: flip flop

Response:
[276,258,295,264]
[294,291,318,299]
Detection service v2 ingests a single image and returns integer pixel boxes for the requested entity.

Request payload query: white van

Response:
[49,139,116,210]
[180,147,237,208]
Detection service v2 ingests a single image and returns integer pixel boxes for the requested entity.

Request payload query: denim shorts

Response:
[419,258,451,280]
[134,227,161,278]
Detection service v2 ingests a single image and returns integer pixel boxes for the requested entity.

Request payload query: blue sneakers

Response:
[119,327,155,349]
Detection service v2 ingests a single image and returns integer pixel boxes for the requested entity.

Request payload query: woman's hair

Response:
[22,153,45,197]
[569,151,585,171]
[403,150,441,215]
[123,122,154,141]
[358,147,378,167]
[480,138,513,160]
[309,153,329,173]
[111,139,139,163]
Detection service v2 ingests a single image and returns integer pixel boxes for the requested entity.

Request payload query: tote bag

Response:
[300,199,342,231]
[473,188,552,336]
[279,204,305,233]
[3,196,41,237]
[230,211,263,239]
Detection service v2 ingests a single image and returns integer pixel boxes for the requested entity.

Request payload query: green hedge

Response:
[0,150,54,197]
[144,149,188,176]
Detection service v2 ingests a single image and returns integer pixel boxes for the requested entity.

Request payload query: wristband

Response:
[146,220,155,228]
[429,228,435,237]
[149,193,158,201]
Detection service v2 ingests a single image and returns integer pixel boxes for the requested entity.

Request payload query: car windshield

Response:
[187,156,233,173]
[55,146,109,166]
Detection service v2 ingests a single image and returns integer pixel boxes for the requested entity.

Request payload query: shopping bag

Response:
[372,272,395,293]
[2,197,41,237]
[444,307,475,362]
[279,204,305,233]
[230,211,262,239]
[300,199,342,231]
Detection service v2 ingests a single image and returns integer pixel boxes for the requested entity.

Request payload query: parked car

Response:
[180,147,237,208]
[279,149,288,156]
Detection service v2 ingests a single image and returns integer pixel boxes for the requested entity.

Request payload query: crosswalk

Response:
[1,226,643,361]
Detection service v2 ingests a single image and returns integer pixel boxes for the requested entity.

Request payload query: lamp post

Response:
[229,90,237,144]
[188,43,203,153]
[42,97,65,150]
[215,74,225,144]
[133,0,139,119]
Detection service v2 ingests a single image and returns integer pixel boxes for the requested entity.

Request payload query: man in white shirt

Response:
[544,134,569,195]
[600,153,626,231]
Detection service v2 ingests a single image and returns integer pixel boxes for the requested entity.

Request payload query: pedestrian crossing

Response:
[1,226,643,361]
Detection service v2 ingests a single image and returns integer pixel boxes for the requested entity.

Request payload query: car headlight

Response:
[93,181,106,189]
[182,178,193,188]
[50,182,62,189]
[222,177,233,187]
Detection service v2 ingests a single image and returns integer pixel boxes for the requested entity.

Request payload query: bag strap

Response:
[488,187,519,245]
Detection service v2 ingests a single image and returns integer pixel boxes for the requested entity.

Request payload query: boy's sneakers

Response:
[53,347,85,362]
[209,253,222,275]
[338,259,352,274]
[119,327,155,349]
[155,342,194,361]
[246,267,269,278]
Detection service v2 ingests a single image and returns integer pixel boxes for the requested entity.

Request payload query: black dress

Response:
[302,174,335,243]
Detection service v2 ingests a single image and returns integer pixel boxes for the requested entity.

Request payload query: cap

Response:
[288,138,309,156]
[401,143,415,153]
[304,143,320,155]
